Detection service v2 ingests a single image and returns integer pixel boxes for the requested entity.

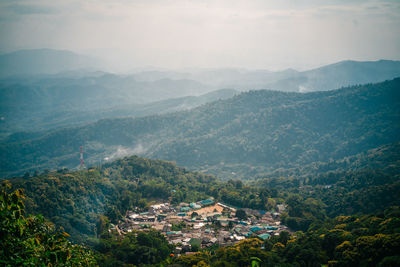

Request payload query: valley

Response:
[1,51,400,266]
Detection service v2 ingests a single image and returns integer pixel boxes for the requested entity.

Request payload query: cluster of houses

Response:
[115,198,289,255]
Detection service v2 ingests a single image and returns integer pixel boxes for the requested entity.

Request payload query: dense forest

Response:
[1,78,399,179]
[0,183,96,266]
[174,209,400,266]
[1,65,399,265]
[2,147,399,265]
[1,0,400,264]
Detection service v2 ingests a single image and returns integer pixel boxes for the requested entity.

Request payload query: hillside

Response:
[255,141,400,218]
[7,148,400,240]
[1,78,399,179]
[0,83,234,136]
[2,58,400,138]
[0,72,218,136]
[4,150,400,266]
[258,141,400,180]
[7,156,219,242]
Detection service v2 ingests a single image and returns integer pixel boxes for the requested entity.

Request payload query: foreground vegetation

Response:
[0,182,96,266]
[175,209,400,266]
[1,148,399,266]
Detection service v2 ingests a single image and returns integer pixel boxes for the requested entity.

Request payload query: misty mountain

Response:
[134,60,400,93]
[0,73,216,136]
[133,68,298,90]
[1,78,399,179]
[0,49,100,77]
[2,48,400,93]
[268,60,400,92]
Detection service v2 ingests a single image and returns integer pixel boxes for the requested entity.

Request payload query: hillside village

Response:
[115,198,290,255]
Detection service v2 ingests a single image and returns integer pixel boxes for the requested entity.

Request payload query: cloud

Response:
[104,144,147,162]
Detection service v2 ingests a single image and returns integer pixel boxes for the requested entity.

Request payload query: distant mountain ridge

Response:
[2,49,400,93]
[1,78,399,179]
[0,88,236,138]
[133,59,400,92]
[0,49,99,76]
[0,72,217,136]
[269,59,400,92]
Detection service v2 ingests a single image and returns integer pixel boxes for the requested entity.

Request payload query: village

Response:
[114,198,290,255]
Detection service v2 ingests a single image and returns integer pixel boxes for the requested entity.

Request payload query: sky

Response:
[0,0,399,71]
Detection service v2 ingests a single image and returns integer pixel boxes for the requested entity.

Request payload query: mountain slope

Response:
[1,78,399,179]
[7,156,218,242]
[0,87,235,137]
[0,73,215,136]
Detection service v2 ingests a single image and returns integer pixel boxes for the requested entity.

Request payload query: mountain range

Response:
[1,78,399,179]
[2,49,400,139]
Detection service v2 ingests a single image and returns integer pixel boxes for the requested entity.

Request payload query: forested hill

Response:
[4,150,400,266]
[6,149,400,243]
[1,78,399,179]
[7,156,219,242]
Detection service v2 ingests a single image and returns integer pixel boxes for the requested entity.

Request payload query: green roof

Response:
[200,199,214,205]
[258,233,271,240]
[250,226,263,232]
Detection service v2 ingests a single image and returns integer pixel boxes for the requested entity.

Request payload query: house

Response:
[258,233,271,240]
[199,199,214,206]
[190,203,201,209]
[181,207,190,212]
[249,226,264,233]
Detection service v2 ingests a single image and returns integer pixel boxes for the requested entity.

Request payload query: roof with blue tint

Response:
[258,233,271,240]
[250,226,263,232]
[200,199,214,205]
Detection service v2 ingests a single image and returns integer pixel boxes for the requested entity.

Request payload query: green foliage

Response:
[281,194,326,231]
[175,209,400,266]
[235,209,247,221]
[6,156,283,242]
[96,229,173,266]
[1,78,399,179]
[2,139,400,266]
[257,141,400,225]
[0,181,96,266]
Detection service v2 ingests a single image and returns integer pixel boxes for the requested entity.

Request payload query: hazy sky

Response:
[0,0,399,71]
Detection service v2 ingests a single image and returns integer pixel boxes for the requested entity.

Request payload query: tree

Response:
[0,181,96,266]
[236,209,247,221]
